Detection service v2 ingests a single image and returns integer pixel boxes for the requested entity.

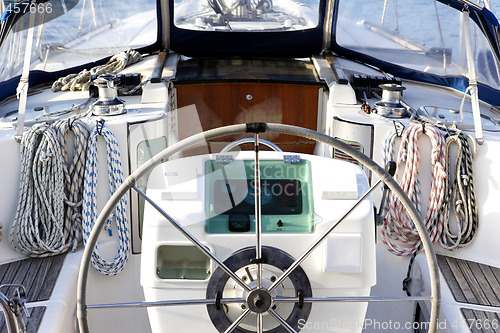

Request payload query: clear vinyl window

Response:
[174,0,321,31]
[0,1,157,82]
[336,0,500,90]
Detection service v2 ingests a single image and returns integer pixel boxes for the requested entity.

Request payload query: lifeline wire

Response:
[82,121,130,276]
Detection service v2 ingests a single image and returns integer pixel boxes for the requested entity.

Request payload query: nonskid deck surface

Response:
[0,254,66,332]
[461,309,499,333]
[437,255,500,333]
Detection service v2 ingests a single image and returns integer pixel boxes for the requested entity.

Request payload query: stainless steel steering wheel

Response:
[77,123,440,333]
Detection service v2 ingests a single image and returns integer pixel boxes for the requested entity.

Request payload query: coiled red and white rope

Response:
[381,123,447,256]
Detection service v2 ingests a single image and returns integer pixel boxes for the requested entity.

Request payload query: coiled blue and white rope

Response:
[82,121,130,276]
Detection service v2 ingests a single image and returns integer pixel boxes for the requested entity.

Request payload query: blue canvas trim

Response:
[330,0,500,106]
[168,0,326,57]
[169,29,324,57]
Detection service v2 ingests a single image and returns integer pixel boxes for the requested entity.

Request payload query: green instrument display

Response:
[205,159,314,233]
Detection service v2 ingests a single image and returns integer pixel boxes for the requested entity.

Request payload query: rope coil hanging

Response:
[382,122,479,255]
[82,120,130,276]
[57,119,90,251]
[10,119,89,256]
[51,49,142,92]
[382,122,479,294]
[381,122,447,257]
[440,130,478,249]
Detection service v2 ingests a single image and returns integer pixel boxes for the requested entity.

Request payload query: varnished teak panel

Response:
[175,82,321,154]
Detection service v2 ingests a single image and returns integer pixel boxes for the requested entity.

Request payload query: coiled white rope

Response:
[57,119,90,251]
[381,122,447,256]
[10,119,89,256]
[82,121,130,276]
[51,49,142,92]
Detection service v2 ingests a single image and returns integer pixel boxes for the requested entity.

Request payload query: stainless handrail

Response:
[0,291,20,333]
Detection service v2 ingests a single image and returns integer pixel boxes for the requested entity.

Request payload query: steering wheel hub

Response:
[247,289,273,313]
[206,246,312,333]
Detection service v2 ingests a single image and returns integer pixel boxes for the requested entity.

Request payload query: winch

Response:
[91,74,126,116]
[374,83,408,117]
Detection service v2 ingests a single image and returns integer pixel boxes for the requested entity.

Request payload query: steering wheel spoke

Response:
[133,184,251,292]
[86,297,246,309]
[268,178,383,293]
[253,133,264,290]
[268,309,298,333]
[303,296,432,303]
[224,308,252,333]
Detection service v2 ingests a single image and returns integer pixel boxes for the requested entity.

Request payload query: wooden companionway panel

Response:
[175,82,323,154]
